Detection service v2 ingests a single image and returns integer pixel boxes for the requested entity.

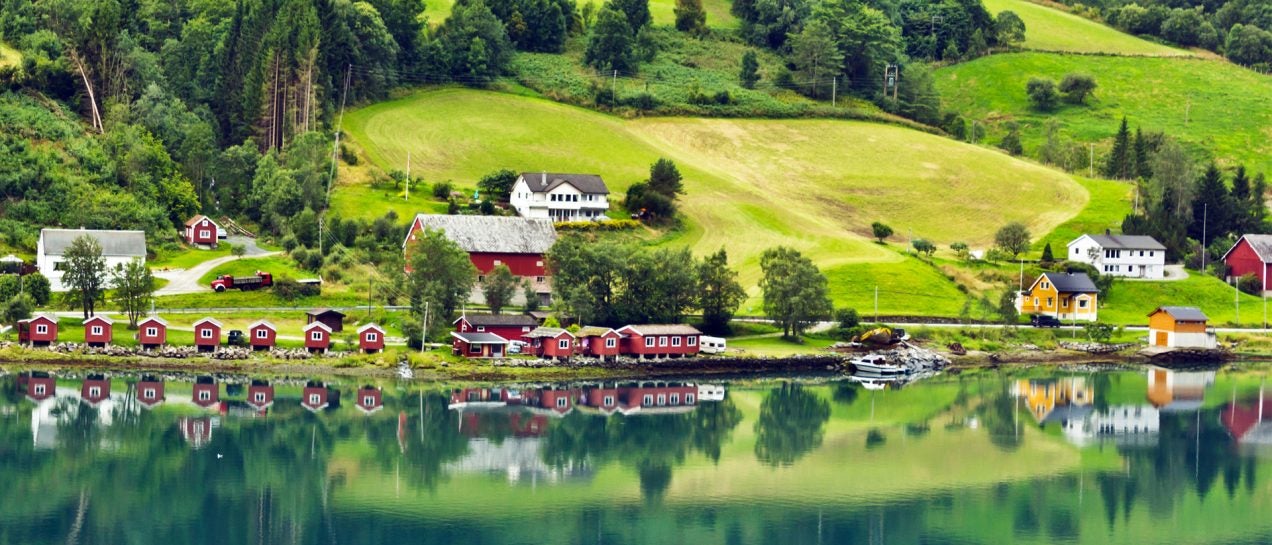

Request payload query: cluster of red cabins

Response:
[448,382,716,423]
[450,314,703,360]
[15,309,388,354]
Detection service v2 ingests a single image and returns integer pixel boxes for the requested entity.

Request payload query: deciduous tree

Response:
[482,264,519,314]
[994,222,1031,258]
[1026,77,1058,111]
[62,235,107,319]
[759,246,833,338]
[697,248,746,334]
[111,258,155,328]
[406,228,479,341]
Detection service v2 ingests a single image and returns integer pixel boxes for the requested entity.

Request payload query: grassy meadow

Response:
[980,0,1187,56]
[1032,177,1133,251]
[0,42,19,69]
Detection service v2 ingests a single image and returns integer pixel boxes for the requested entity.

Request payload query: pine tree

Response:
[1132,127,1151,180]
[1040,242,1054,265]
[739,50,760,89]
[1189,163,1231,245]
[1231,165,1252,232]
[1104,117,1131,179]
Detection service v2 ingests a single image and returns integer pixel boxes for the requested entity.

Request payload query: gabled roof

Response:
[139,316,169,327]
[40,229,147,257]
[617,324,703,336]
[1221,234,1272,263]
[1029,272,1099,294]
[518,172,609,195]
[304,320,332,333]
[248,320,276,331]
[405,214,557,254]
[357,323,385,334]
[193,317,223,328]
[83,315,113,325]
[1149,306,1209,322]
[524,327,573,339]
[306,308,346,318]
[1071,233,1166,251]
[451,331,511,344]
[185,214,218,227]
[456,313,540,327]
[576,326,620,338]
[21,313,58,324]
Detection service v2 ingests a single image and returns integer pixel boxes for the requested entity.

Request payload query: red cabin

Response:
[536,388,578,414]
[137,376,165,409]
[523,327,576,360]
[356,386,384,414]
[192,377,220,409]
[23,372,56,402]
[247,381,275,411]
[618,383,699,414]
[453,314,539,342]
[138,316,169,349]
[577,327,622,360]
[81,375,110,407]
[617,324,703,359]
[1222,235,1272,294]
[358,323,385,354]
[18,314,58,346]
[83,315,114,347]
[302,381,330,412]
[248,320,277,351]
[304,321,332,353]
[451,331,510,358]
[184,214,220,247]
[193,317,222,352]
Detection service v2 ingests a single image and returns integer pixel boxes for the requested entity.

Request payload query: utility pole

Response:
[883,64,899,100]
[318,217,323,255]
[612,70,618,102]
[931,15,944,38]
[1201,203,1207,271]
[831,76,837,108]
[874,286,879,322]
[1089,144,1094,178]
[1235,279,1240,325]
[405,151,410,201]
[420,301,430,354]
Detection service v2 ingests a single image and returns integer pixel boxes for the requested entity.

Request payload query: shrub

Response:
[1026,78,1059,111]
[432,181,452,200]
[273,277,304,301]
[912,238,936,256]
[871,222,893,243]
[554,219,642,231]
[626,92,658,110]
[1059,73,1097,104]
[339,143,358,165]
[1238,273,1262,295]
[836,308,860,329]
[1084,322,1114,343]
[713,90,732,105]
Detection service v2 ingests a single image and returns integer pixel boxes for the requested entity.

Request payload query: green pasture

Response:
[981,0,1188,56]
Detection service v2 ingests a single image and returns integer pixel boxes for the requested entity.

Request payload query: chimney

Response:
[1105,228,1111,236]
[541,172,547,189]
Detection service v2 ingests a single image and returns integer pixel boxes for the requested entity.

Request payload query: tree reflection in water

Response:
[754,382,831,466]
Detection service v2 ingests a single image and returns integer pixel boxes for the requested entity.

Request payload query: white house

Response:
[509,172,610,222]
[38,229,147,291]
[1066,233,1166,279]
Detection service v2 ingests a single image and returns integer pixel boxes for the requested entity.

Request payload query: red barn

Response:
[302,381,330,412]
[184,215,220,247]
[524,327,576,360]
[137,376,165,409]
[81,375,110,407]
[1222,235,1272,294]
[23,372,56,403]
[18,313,58,346]
[403,214,557,305]
[304,321,332,353]
[83,315,113,347]
[617,324,703,358]
[247,380,275,411]
[454,313,539,341]
[138,316,169,349]
[451,331,510,358]
[577,327,622,360]
[192,377,220,409]
[248,320,277,351]
[193,317,222,352]
[356,385,383,414]
[358,323,385,354]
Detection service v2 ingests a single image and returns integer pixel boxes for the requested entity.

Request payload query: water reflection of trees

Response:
[754,383,831,466]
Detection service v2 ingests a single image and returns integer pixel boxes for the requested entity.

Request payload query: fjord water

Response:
[3,368,1271,545]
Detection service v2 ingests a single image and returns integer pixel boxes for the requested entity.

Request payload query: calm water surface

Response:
[2,366,1271,545]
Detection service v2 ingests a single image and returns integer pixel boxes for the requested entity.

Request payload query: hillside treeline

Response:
[1056,0,1272,68]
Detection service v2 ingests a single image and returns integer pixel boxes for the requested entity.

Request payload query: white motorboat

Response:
[850,354,911,375]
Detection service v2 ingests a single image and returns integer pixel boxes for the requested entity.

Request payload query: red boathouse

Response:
[138,316,168,349]
[454,313,539,341]
[356,386,384,414]
[524,327,576,360]
[83,315,113,347]
[192,377,220,409]
[247,380,275,412]
[81,375,110,407]
[304,321,332,353]
[302,381,330,412]
[137,376,165,409]
[617,324,703,359]
[18,314,58,346]
[576,326,622,360]
[193,317,222,352]
[358,323,385,354]
[1222,235,1272,294]
[248,320,277,351]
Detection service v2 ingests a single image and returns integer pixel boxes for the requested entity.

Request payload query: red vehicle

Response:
[210,270,273,292]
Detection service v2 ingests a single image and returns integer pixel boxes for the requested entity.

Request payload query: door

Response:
[1154,331,1169,347]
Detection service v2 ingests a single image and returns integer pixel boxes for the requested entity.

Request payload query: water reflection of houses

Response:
[1014,377,1161,446]
[1221,386,1272,456]
[1147,366,1215,412]
[1013,377,1093,423]
[178,416,220,449]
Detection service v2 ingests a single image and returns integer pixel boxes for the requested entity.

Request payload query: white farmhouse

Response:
[509,172,610,222]
[38,229,147,291]
[1066,232,1166,279]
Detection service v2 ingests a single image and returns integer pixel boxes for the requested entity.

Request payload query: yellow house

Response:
[1018,272,1099,322]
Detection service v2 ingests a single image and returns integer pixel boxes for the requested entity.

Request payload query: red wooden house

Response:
[523,327,576,360]
[451,331,510,358]
[137,376,165,409]
[83,315,113,347]
[619,383,699,414]
[247,380,275,411]
[18,313,58,346]
[138,316,168,349]
[535,387,578,415]
[358,323,385,354]
[81,375,110,407]
[304,321,332,353]
[306,308,346,332]
[23,372,56,403]
[403,214,557,305]
[577,326,622,360]
[184,214,220,247]
[617,324,703,358]
[193,317,222,352]
[1222,235,1272,294]
[302,381,330,412]
[356,385,383,414]
[193,376,220,409]
[454,314,539,341]
[248,320,277,351]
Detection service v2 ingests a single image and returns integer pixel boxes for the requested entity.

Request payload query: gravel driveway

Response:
[154,237,278,296]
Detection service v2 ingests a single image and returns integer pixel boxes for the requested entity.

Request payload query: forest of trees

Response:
[1058,0,1272,68]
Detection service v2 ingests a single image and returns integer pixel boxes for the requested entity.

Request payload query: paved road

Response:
[154,237,277,296]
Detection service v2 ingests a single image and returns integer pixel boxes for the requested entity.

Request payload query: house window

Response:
[657,394,666,406]
[1041,281,1049,290]
[35,324,47,335]
[1033,297,1039,307]
[603,395,615,406]
[523,326,531,332]
[146,327,158,337]
[535,276,545,283]
[643,394,653,406]
[34,384,46,395]
[199,230,210,239]
[366,333,378,342]
[256,329,268,339]
[605,338,617,348]
[687,336,697,346]
[645,337,655,347]
[143,388,156,399]
[493,260,502,266]
[558,339,570,349]
[556,397,568,408]
[1079,299,1089,308]
[200,329,212,339]
[686,394,695,404]
[476,326,486,332]
[363,396,376,407]
[536,261,544,267]
[254,392,266,403]
[671,393,680,405]
[89,387,101,398]
[199,390,211,401]
[309,394,321,405]
[659,336,668,347]
[470,343,481,353]
[1073,248,1079,255]
[311,332,323,341]
[1047,297,1054,307]
[672,336,681,347]
[91,326,103,335]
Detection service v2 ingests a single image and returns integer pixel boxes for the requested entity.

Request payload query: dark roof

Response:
[1041,272,1099,293]
[306,308,346,318]
[40,229,146,257]
[407,214,557,254]
[459,314,540,327]
[519,172,609,195]
[576,326,619,337]
[451,331,510,344]
[618,324,703,336]
[1151,306,1209,322]
[1080,234,1166,250]
[185,215,218,227]
[524,327,573,339]
[1222,235,1272,263]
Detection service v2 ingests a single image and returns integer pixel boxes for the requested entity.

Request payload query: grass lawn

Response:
[1032,176,1132,252]
[1101,273,1267,327]
[196,256,310,285]
[727,335,836,356]
[649,0,738,29]
[980,0,1187,56]
[0,42,19,69]
[150,244,232,269]
[937,53,1272,175]
[822,255,972,318]
[327,180,449,222]
[344,88,1085,308]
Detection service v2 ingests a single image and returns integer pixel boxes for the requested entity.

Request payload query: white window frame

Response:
[658,336,668,347]
[254,392,266,403]
[603,395,614,406]
[670,393,680,405]
[556,396,568,408]
[470,343,482,354]
[146,327,158,337]
[642,394,653,406]
[199,390,211,401]
[686,394,695,404]
[656,394,666,406]
[35,324,47,335]
[671,336,682,347]
[34,384,46,395]
[366,333,378,342]
[363,395,376,407]
[308,393,321,405]
[89,386,101,398]
[199,229,211,239]
[311,331,323,341]
[476,326,485,332]
[143,388,156,399]
[558,339,570,349]
[605,338,617,348]
[256,329,269,339]
[91,325,103,336]
[687,336,697,347]
[200,328,213,339]
[644,337,654,347]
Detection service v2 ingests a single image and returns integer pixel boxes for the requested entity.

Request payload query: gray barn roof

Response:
[1042,272,1099,293]
[1152,306,1209,322]
[519,172,609,195]
[409,214,557,254]
[1222,234,1272,263]
[451,331,510,344]
[1083,233,1166,251]
[458,314,540,327]
[40,229,147,257]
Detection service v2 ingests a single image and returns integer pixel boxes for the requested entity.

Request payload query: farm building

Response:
[523,327,576,359]
[306,308,346,332]
[509,172,610,222]
[358,323,385,354]
[138,316,168,349]
[356,386,383,414]
[184,215,220,247]
[403,214,557,305]
[454,313,538,341]
[1147,307,1217,349]
[193,318,223,352]
[83,315,113,347]
[1222,235,1272,294]
[576,326,622,360]
[451,331,511,358]
[137,376,165,409]
[1067,233,1166,279]
[1018,272,1099,322]
[38,229,146,291]
[248,320,277,351]
[18,313,58,346]
[616,324,703,358]
[304,321,332,353]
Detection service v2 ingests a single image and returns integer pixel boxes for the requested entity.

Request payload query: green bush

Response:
[554,219,641,231]
[432,181,453,200]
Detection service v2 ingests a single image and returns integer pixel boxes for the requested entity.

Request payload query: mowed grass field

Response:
[937,53,1272,175]
[343,88,1086,314]
[1032,177,1132,251]
[980,0,1186,56]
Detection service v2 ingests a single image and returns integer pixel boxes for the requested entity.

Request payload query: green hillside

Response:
[422,0,739,28]
[981,0,1187,56]
[0,42,18,69]
[937,53,1272,175]
[342,87,1087,314]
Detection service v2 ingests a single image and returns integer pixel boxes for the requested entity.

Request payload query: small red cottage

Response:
[303,321,332,353]
[193,317,222,352]
[81,375,110,407]
[577,326,622,360]
[358,323,385,354]
[302,381,330,412]
[536,387,578,415]
[23,372,56,402]
[247,380,275,411]
[137,376,165,409]
[184,214,220,247]
[1222,235,1272,294]
[138,316,169,349]
[18,313,58,346]
[617,324,703,359]
[524,327,575,360]
[248,320,277,351]
[454,314,539,342]
[451,331,510,358]
[356,385,384,414]
[306,308,346,332]
[193,376,220,409]
[83,315,113,347]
